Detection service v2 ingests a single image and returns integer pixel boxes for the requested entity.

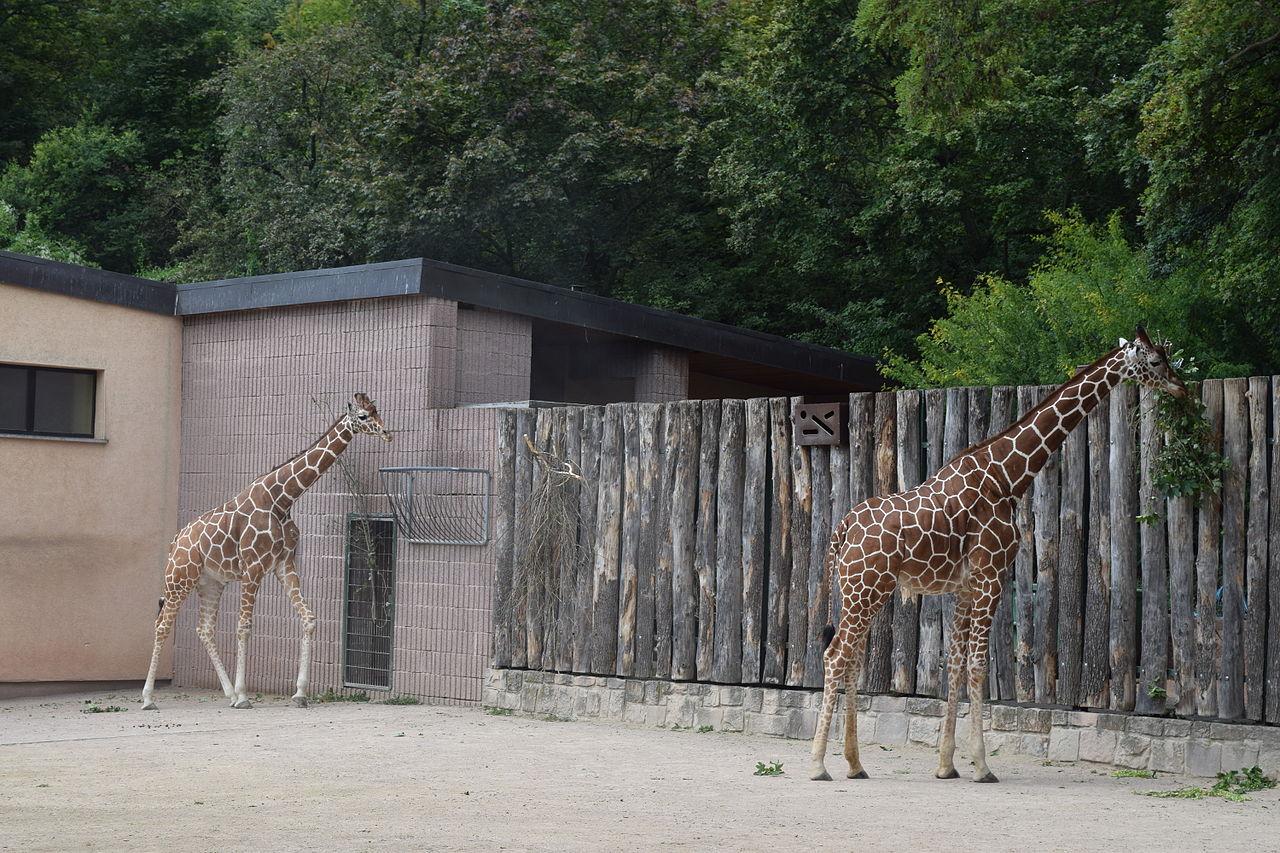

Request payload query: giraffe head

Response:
[346,393,392,442]
[1118,326,1187,399]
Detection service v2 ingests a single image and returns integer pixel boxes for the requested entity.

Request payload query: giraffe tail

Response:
[818,510,856,646]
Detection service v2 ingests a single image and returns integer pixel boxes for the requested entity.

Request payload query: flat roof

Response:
[0,251,175,314]
[2,251,882,389]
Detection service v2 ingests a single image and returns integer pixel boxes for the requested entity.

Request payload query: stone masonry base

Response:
[484,668,1280,778]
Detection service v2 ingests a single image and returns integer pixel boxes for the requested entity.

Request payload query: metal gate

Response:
[343,515,397,690]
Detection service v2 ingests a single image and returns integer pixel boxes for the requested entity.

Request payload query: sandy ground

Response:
[1,688,1275,853]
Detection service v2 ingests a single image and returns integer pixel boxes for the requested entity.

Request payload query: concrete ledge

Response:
[484,668,1280,778]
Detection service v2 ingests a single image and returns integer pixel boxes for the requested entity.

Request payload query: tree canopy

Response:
[1,0,1274,383]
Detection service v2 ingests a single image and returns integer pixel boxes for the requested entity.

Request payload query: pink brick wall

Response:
[174,296,499,704]
[635,346,688,402]
[456,307,532,404]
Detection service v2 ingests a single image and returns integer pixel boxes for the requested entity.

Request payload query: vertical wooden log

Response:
[1243,377,1269,721]
[987,386,1017,702]
[1267,377,1280,724]
[847,392,875,688]
[741,398,770,683]
[787,409,813,687]
[670,400,700,680]
[1108,383,1138,711]
[943,387,972,700]
[863,391,897,694]
[1013,385,1038,703]
[805,444,832,688]
[654,404,677,679]
[764,397,793,685]
[1135,389,1170,714]
[634,403,660,679]
[492,409,517,668]
[545,409,569,667]
[1195,380,1223,718]
[590,405,624,674]
[526,409,554,669]
[556,407,583,672]
[696,400,722,681]
[1168,465,1197,717]
[1057,408,1086,707]
[572,408,602,672]
[713,399,746,684]
[891,389,922,695]
[1217,379,1247,719]
[511,408,535,669]
[1033,385,1060,706]
[616,406,641,676]
[916,388,947,696]
[829,437,851,630]
[1081,397,1111,708]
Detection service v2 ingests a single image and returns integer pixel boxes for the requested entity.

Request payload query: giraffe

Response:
[809,327,1186,783]
[140,393,392,711]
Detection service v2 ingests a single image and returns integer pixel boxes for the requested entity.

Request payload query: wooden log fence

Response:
[493,375,1280,724]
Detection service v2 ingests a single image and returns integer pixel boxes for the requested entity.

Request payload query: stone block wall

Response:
[483,669,1280,777]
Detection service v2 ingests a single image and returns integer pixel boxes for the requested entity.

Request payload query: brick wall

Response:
[175,295,499,704]
[456,307,532,405]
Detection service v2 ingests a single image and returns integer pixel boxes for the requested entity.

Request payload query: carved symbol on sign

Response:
[792,401,844,446]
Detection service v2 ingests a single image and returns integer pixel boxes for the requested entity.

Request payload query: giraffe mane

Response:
[954,345,1120,459]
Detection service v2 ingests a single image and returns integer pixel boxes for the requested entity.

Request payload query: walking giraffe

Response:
[141,393,391,711]
[810,328,1186,782]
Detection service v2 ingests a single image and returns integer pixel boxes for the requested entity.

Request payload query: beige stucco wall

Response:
[0,281,182,683]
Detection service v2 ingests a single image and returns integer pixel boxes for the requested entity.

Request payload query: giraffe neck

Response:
[261,416,355,510]
[990,348,1126,498]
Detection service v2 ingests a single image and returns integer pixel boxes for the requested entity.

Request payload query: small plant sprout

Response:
[1112,769,1156,779]
[697,725,714,733]
[314,689,370,703]
[754,761,784,777]
[1147,683,1167,700]
[81,705,127,714]
[484,706,514,716]
[381,695,420,705]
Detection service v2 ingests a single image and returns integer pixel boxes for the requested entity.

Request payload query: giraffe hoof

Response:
[935,768,960,780]
[810,769,833,782]
[231,699,253,710]
[292,695,309,708]
[141,701,158,711]
[847,769,870,780]
[974,772,1000,783]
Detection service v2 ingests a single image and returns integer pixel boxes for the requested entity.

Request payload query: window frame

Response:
[341,514,398,692]
[0,363,98,439]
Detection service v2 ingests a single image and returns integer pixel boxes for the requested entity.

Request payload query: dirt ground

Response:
[1,688,1275,852]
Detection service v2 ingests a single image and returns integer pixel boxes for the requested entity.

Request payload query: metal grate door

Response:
[343,516,396,689]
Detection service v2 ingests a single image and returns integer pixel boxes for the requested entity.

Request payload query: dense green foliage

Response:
[1,0,1274,381]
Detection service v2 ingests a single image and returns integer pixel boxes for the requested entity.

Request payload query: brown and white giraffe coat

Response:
[810,329,1186,782]
[140,393,391,710]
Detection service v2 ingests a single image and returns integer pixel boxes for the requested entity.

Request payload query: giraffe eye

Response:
[358,412,369,420]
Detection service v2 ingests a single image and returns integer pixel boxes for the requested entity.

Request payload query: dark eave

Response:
[180,258,882,390]
[0,251,174,315]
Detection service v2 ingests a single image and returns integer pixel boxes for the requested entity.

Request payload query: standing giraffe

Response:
[141,393,392,711]
[810,328,1186,782]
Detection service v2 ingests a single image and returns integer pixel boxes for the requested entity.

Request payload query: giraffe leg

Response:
[195,574,234,700]
[810,579,886,781]
[277,557,315,707]
[140,578,194,710]
[936,591,974,779]
[809,644,846,781]
[965,581,1001,782]
[231,574,262,709]
[842,636,870,778]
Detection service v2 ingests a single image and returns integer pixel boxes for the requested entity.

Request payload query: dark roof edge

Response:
[176,258,423,314]
[417,259,882,387]
[178,257,881,387]
[0,251,175,315]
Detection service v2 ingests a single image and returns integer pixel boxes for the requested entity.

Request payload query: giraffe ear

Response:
[1118,337,1129,348]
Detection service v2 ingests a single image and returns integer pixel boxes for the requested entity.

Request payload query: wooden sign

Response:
[792,400,844,446]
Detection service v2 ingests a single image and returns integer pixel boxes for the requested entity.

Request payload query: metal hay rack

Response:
[380,466,491,546]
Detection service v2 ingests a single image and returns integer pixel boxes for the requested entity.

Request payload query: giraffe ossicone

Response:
[140,393,392,711]
[809,328,1186,783]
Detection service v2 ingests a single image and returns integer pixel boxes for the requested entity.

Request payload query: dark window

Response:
[0,364,96,438]
[343,516,396,690]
